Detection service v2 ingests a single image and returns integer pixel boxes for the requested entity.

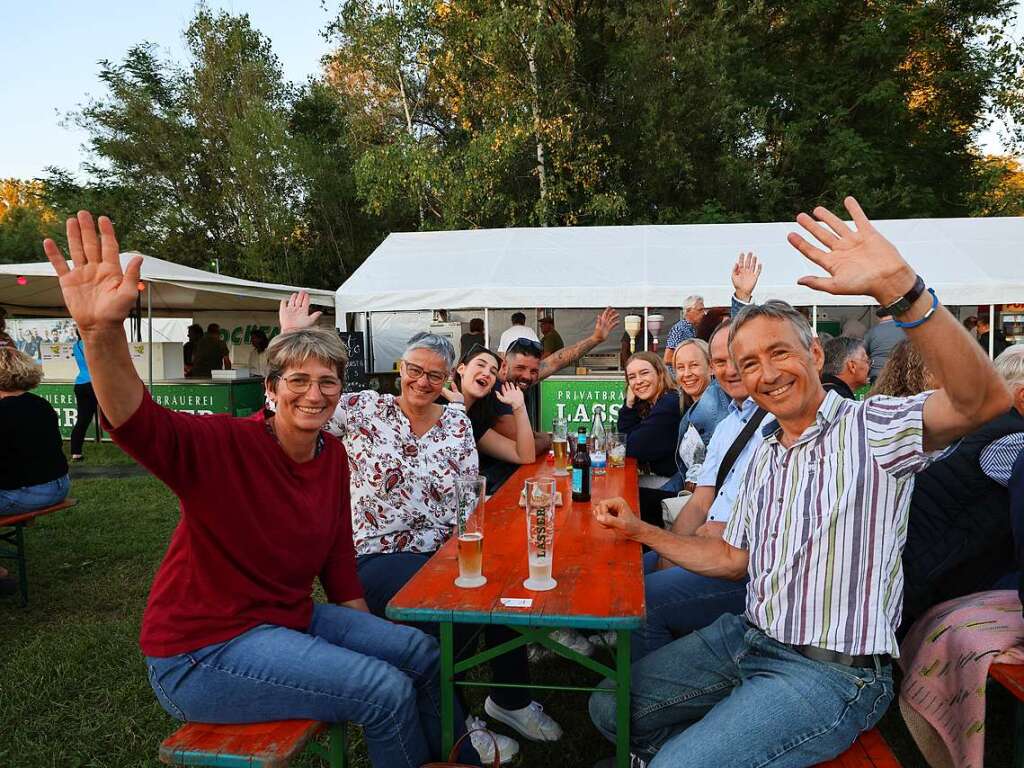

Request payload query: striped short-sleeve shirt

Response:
[724,390,940,657]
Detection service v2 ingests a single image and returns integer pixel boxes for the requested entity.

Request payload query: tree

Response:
[0,180,61,264]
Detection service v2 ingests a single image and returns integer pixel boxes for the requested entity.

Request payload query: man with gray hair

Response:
[588,197,1011,767]
[663,295,705,366]
[821,335,870,399]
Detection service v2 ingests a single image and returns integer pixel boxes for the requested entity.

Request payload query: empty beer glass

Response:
[454,475,487,588]
[551,417,569,476]
[523,477,557,591]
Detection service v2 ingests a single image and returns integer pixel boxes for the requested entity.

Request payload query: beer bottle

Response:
[571,427,592,502]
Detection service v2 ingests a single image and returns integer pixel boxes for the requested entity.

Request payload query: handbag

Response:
[661,490,692,527]
[421,729,500,768]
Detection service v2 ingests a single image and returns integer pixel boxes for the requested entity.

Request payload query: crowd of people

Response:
[1,198,1022,768]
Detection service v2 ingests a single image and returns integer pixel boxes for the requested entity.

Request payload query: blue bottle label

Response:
[572,468,583,493]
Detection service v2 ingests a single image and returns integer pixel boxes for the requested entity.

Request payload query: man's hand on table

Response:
[593,497,646,541]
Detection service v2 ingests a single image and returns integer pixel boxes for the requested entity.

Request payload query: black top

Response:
[821,374,855,400]
[0,392,69,490]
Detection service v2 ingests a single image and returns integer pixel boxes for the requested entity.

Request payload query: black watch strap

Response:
[876,274,925,318]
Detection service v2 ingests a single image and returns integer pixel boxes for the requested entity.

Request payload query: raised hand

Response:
[495,381,525,410]
[439,379,464,404]
[592,307,620,343]
[43,212,141,332]
[731,251,762,302]
[593,497,643,539]
[788,197,915,304]
[279,291,323,332]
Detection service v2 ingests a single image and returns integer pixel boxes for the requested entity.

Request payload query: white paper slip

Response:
[500,598,533,608]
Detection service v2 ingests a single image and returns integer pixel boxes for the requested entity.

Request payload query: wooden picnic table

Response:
[387,458,645,768]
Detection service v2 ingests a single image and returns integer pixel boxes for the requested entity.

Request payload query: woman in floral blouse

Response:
[280,299,563,763]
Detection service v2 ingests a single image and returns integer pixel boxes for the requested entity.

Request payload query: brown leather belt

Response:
[795,644,890,670]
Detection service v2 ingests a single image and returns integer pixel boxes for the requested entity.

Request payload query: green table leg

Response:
[441,621,455,757]
[1014,697,1024,768]
[616,630,631,768]
[15,525,27,608]
[329,723,348,768]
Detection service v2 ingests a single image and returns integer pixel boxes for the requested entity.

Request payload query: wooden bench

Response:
[159,720,348,767]
[816,729,901,767]
[990,662,1024,768]
[0,498,77,607]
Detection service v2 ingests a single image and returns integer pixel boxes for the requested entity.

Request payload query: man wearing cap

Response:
[539,316,564,360]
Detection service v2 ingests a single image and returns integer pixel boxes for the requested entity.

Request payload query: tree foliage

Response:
[0,180,61,264]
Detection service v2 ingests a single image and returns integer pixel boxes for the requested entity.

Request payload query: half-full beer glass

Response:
[454,475,487,588]
[523,477,557,591]
[551,417,569,476]
[607,432,627,469]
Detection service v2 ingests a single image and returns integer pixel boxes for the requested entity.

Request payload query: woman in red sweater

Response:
[43,212,473,768]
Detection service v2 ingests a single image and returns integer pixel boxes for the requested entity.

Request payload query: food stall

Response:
[335,217,1024,431]
[0,254,335,439]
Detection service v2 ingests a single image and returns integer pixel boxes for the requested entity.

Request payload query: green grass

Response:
[63,439,138,466]
[1,473,1017,767]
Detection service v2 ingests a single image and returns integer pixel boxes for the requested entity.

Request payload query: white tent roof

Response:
[336,217,1024,311]
[0,252,335,316]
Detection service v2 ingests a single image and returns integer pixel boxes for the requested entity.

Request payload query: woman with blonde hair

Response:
[869,340,936,397]
[617,351,682,525]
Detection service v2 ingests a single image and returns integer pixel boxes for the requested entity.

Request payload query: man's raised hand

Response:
[731,251,762,302]
[279,291,322,332]
[43,212,141,332]
[592,308,620,343]
[788,197,915,305]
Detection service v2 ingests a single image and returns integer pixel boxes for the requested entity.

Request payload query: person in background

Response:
[0,308,12,347]
[0,345,71,595]
[617,351,681,526]
[841,315,868,339]
[963,315,979,337]
[460,318,485,355]
[182,323,203,376]
[695,308,730,342]
[538,316,564,360]
[496,312,539,354]
[69,329,98,461]
[239,328,270,377]
[864,311,906,380]
[821,336,870,400]
[188,323,231,378]
[869,340,936,397]
[977,315,1009,358]
[663,295,706,367]
[43,216,465,768]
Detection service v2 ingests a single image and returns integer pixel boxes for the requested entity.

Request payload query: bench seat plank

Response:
[816,729,900,767]
[159,720,323,768]
[0,499,77,528]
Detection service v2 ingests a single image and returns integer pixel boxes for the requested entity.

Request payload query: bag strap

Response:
[715,406,768,492]
[447,728,500,768]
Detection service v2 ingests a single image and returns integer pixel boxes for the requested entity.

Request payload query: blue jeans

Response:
[634,550,748,660]
[146,603,480,768]
[0,474,70,516]
[590,613,894,767]
[358,550,532,709]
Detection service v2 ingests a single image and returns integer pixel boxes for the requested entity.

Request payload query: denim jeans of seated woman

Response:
[357,550,533,711]
[589,612,894,768]
[0,474,70,516]
[146,602,481,768]
[634,550,748,661]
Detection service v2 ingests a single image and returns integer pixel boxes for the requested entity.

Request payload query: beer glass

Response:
[607,432,627,469]
[551,417,569,476]
[454,475,487,588]
[523,477,557,591]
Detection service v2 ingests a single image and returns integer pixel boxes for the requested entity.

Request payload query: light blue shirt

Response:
[73,339,91,385]
[697,397,765,523]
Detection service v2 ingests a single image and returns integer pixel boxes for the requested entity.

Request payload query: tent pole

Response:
[484,308,490,348]
[643,306,649,351]
[812,305,818,335]
[147,281,153,391]
[989,305,996,359]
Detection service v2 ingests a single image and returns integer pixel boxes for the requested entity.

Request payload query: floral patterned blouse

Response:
[325,391,478,556]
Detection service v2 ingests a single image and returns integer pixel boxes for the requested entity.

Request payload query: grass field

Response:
[1,447,1017,767]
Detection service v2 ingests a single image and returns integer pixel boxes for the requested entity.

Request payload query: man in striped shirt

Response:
[588,197,1012,768]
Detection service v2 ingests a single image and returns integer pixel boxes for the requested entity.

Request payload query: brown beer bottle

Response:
[571,427,591,502]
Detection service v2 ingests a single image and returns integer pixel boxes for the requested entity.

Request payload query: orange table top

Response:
[386,458,646,629]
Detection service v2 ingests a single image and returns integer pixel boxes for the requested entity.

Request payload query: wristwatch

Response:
[876,274,926,318]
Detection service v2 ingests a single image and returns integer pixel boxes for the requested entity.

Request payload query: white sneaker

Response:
[465,715,519,765]
[528,628,595,661]
[484,697,564,742]
[589,630,618,649]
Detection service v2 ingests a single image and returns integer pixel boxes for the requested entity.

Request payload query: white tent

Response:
[0,252,335,316]
[336,217,1024,311]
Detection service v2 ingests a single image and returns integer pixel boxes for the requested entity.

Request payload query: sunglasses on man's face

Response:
[507,337,543,356]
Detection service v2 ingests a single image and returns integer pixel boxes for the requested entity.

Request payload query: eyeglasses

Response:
[402,361,447,386]
[507,337,543,356]
[279,374,342,396]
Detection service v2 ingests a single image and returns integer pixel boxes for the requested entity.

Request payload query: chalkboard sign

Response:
[337,331,368,393]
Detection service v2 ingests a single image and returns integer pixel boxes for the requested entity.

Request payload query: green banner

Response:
[35,380,264,439]
[539,377,625,434]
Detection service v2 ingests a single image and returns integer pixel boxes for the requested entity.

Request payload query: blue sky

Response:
[1,1,1020,181]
